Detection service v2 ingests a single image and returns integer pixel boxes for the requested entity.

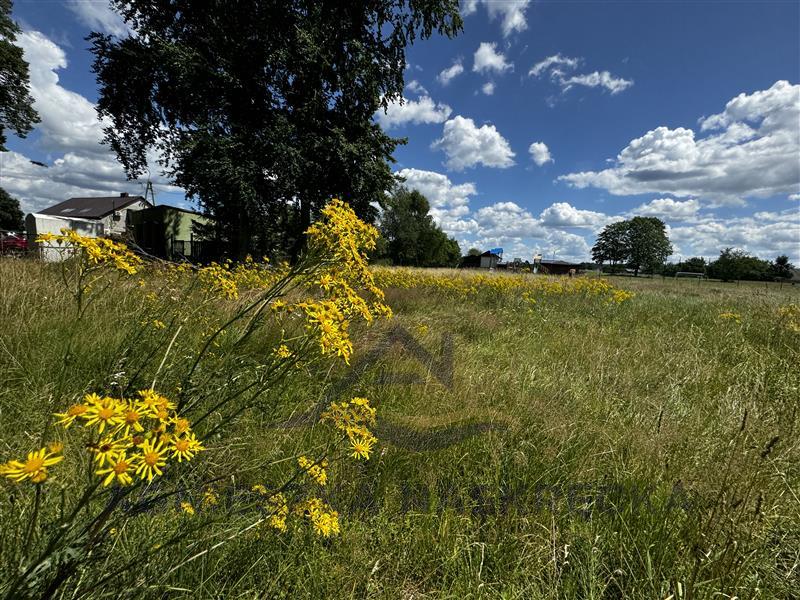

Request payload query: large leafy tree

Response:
[90,1,462,259]
[0,0,40,151]
[591,221,629,267]
[626,216,673,276]
[378,186,461,267]
[0,187,24,230]
[592,217,672,275]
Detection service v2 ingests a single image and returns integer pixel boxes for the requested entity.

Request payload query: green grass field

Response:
[1,257,798,599]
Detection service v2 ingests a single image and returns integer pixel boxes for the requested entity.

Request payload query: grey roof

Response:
[40,195,148,219]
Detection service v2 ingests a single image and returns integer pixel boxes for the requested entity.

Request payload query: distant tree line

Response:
[662,251,795,282]
[592,217,795,281]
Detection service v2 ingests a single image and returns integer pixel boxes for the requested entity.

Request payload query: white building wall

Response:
[25,214,105,262]
[99,200,150,235]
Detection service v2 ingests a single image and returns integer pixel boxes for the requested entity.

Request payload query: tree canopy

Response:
[0,187,24,230]
[377,186,461,267]
[0,0,40,152]
[707,248,775,282]
[90,0,462,259]
[591,221,629,266]
[592,217,673,275]
[770,255,795,280]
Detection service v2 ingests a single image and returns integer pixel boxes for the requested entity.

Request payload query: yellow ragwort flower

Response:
[1,446,64,484]
[92,436,129,466]
[171,432,205,462]
[350,436,374,461]
[54,403,89,427]
[96,454,134,486]
[134,439,167,482]
[82,397,124,433]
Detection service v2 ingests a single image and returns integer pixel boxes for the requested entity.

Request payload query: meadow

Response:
[0,219,798,598]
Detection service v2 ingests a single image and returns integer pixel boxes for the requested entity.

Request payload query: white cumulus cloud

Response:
[528,142,553,166]
[630,198,701,221]
[431,116,515,171]
[4,30,179,214]
[462,0,531,37]
[481,82,495,96]
[406,80,428,95]
[539,202,616,229]
[473,42,512,75]
[558,81,800,204]
[437,60,464,85]
[530,54,632,96]
[396,168,479,235]
[669,210,800,262]
[376,95,452,129]
[474,201,547,238]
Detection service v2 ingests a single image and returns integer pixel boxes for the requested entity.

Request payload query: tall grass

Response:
[1,259,798,598]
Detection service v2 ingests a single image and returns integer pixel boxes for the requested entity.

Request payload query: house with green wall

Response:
[129,205,216,261]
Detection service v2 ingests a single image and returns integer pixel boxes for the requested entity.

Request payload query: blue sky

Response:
[2,0,799,262]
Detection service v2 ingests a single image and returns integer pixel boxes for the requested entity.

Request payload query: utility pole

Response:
[144,180,156,206]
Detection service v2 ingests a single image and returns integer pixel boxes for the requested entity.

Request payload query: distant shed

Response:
[537,259,581,275]
[480,251,501,269]
[130,205,214,261]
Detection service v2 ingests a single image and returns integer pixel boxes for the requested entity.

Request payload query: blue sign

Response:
[489,247,503,256]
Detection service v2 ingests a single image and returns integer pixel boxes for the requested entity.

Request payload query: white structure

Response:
[479,251,500,269]
[37,193,150,236]
[25,213,104,262]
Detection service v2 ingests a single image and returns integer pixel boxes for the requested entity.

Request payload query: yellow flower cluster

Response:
[197,262,240,300]
[372,267,634,304]
[48,390,204,486]
[0,445,64,484]
[301,199,392,346]
[778,304,800,333]
[251,487,290,532]
[294,498,340,538]
[608,289,635,304]
[36,229,141,275]
[195,256,291,300]
[297,456,328,486]
[321,397,377,461]
[273,344,293,359]
[262,200,393,367]
[296,300,354,362]
[250,397,378,539]
[253,486,340,536]
[719,311,742,324]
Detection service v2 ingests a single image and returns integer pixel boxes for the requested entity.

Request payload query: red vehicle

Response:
[0,232,28,255]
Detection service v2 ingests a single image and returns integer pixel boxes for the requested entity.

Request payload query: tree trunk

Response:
[290,196,311,262]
